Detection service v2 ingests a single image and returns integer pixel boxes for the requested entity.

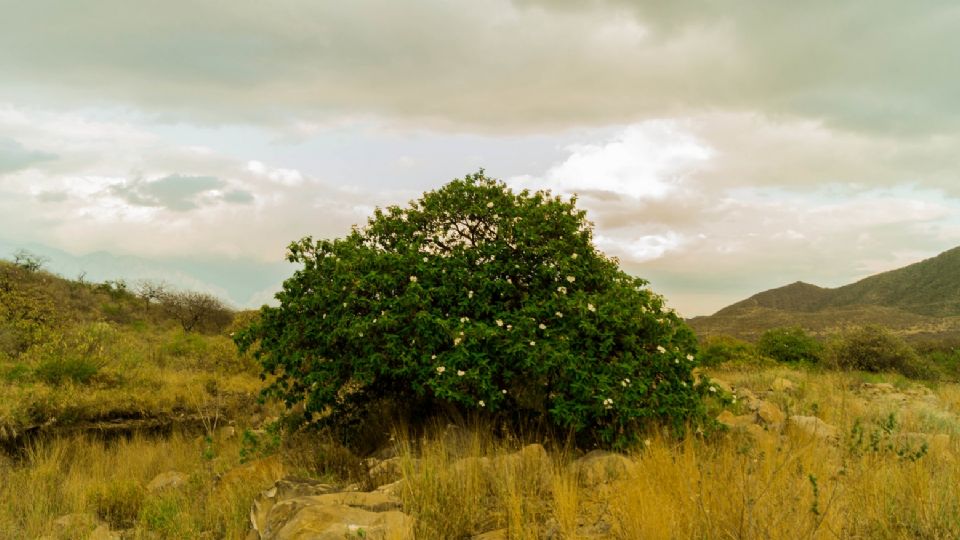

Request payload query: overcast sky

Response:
[3,1,960,316]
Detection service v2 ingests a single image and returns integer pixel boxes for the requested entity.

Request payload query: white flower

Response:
[644,439,652,447]
[496,319,504,327]
[570,209,577,216]
[571,253,578,259]
[431,354,437,359]
[457,370,465,376]
[423,257,428,262]
[507,278,513,284]
[358,332,363,337]
[322,313,327,319]
[709,386,717,393]
[557,286,567,294]
[621,380,628,387]
[409,276,417,283]
[587,303,596,312]
[486,201,494,208]
[478,400,486,407]
[686,354,695,361]
[460,317,468,323]
[657,345,666,354]
[437,366,446,374]
[468,290,474,299]
[373,318,377,323]
[555,311,563,318]
[539,323,547,330]
[674,359,679,364]
[343,302,347,308]
[530,341,536,346]
[502,389,507,394]
[506,324,513,330]
[454,337,462,346]
[566,275,576,283]
[681,381,687,387]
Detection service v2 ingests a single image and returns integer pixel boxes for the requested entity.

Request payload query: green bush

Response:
[757,326,823,364]
[237,172,706,449]
[698,335,765,367]
[825,326,937,379]
[26,322,115,385]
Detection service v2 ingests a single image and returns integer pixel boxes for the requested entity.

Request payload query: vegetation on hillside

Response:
[0,253,261,443]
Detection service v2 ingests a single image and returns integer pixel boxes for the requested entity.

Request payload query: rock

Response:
[710,378,734,394]
[251,476,413,540]
[494,444,551,486]
[52,513,101,536]
[251,477,339,534]
[788,416,839,442]
[367,456,405,484]
[89,524,122,539]
[770,378,795,392]
[569,450,637,487]
[862,382,895,393]
[716,410,755,429]
[146,471,188,493]
[472,528,508,540]
[755,401,785,428]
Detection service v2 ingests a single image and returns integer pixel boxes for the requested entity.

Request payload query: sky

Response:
[3,1,960,316]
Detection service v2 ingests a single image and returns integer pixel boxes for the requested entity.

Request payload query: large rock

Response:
[568,450,637,487]
[754,401,785,428]
[788,416,839,442]
[251,478,413,540]
[146,471,188,493]
[770,378,795,392]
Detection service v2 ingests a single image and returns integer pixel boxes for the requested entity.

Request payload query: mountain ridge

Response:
[690,246,960,339]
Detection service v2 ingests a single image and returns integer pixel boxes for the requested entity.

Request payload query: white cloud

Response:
[510,120,712,200]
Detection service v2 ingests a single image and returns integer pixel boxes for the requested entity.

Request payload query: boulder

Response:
[251,478,413,540]
[51,513,102,536]
[568,450,637,487]
[755,401,785,428]
[770,378,795,392]
[146,471,188,493]
[788,416,839,442]
[716,410,755,429]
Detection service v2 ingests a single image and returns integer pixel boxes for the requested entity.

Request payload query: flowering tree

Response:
[237,172,706,448]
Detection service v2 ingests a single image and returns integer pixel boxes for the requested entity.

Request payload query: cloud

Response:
[113,174,224,212]
[0,136,55,173]
[510,121,712,200]
[2,1,957,136]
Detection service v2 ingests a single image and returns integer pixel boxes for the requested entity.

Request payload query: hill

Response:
[690,246,960,340]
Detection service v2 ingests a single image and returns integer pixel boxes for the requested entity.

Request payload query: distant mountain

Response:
[690,246,960,340]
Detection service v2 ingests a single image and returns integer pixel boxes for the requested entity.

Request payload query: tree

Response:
[160,290,233,333]
[756,326,823,364]
[12,249,48,272]
[237,172,706,448]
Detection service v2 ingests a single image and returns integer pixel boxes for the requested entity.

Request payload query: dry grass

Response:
[3,366,959,539]
[395,367,960,540]
[0,430,284,539]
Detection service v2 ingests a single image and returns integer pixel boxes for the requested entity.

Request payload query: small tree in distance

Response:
[161,289,233,334]
[237,172,707,449]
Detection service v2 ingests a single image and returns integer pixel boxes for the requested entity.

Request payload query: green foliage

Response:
[698,335,766,367]
[26,323,116,385]
[239,422,282,464]
[826,326,937,379]
[756,326,823,364]
[237,172,706,449]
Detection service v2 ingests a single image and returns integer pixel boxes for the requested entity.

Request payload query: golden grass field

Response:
[3,365,958,539]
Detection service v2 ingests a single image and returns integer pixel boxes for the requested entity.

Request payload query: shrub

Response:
[756,326,823,364]
[159,290,233,334]
[237,172,706,449]
[698,335,765,367]
[825,326,937,379]
[24,323,116,385]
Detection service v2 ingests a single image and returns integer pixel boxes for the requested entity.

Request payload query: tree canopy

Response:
[237,172,706,448]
